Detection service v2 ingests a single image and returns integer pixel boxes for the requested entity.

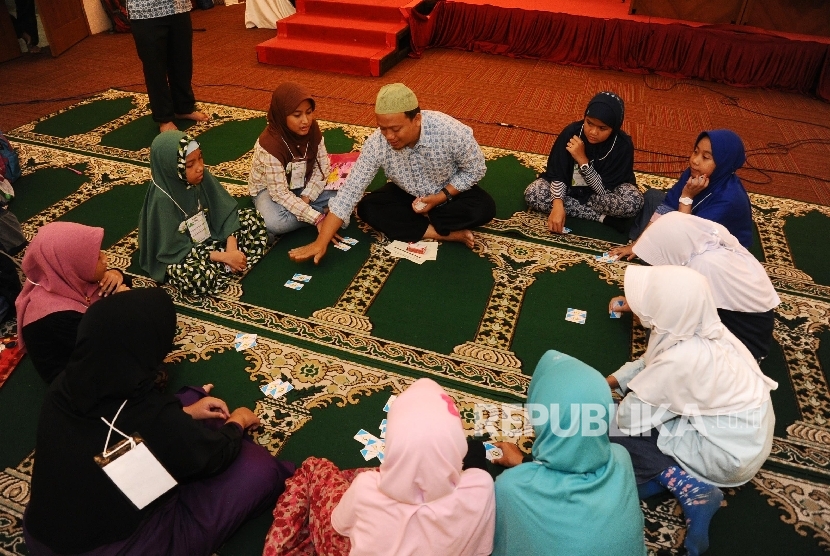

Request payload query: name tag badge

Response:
[185,210,211,243]
[95,434,177,510]
[571,163,588,187]
[289,161,307,190]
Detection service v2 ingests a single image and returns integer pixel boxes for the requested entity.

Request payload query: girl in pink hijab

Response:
[16,222,129,383]
[263,378,496,556]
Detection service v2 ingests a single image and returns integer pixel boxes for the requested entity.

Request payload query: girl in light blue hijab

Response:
[492,350,646,556]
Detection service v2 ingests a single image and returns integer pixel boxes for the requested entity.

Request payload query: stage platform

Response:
[405,0,830,101]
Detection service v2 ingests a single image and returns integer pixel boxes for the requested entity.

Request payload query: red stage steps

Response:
[256,0,413,77]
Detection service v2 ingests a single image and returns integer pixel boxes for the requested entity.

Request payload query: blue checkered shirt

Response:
[328,110,486,226]
[127,0,191,20]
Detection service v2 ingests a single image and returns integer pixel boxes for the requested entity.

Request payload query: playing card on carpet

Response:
[379,418,387,439]
[234,333,257,351]
[595,252,618,262]
[333,242,351,251]
[340,237,359,246]
[562,227,571,234]
[383,394,397,412]
[354,429,381,445]
[261,378,294,399]
[610,300,624,319]
[284,280,304,290]
[565,308,587,324]
[292,273,312,283]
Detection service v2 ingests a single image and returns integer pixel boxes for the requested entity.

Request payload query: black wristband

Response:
[441,187,453,203]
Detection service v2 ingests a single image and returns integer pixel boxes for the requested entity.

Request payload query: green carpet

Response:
[1,90,829,555]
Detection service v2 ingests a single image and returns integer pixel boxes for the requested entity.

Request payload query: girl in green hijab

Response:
[138,131,268,296]
[492,350,646,556]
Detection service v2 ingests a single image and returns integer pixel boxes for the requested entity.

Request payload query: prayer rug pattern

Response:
[1,91,829,555]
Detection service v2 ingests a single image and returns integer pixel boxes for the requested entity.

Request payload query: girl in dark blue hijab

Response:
[624,130,753,250]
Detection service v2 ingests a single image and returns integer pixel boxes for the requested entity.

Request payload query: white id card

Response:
[185,210,211,243]
[100,440,177,510]
[571,163,588,187]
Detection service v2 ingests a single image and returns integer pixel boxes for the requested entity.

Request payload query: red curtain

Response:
[408,2,830,101]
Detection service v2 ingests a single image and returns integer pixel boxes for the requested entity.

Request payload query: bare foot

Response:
[445,229,475,248]
[159,121,177,132]
[202,383,214,393]
[28,44,41,54]
[174,111,209,122]
[423,225,475,248]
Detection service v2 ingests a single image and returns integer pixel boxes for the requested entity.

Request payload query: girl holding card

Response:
[262,378,496,556]
[23,288,295,555]
[491,350,646,556]
[524,91,642,234]
[249,82,335,239]
[607,211,779,361]
[139,131,268,297]
[608,265,777,556]
[17,221,130,383]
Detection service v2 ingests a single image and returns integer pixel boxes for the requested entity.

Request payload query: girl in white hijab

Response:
[609,265,777,556]
[609,211,779,360]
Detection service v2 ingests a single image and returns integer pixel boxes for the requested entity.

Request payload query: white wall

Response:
[83,0,112,34]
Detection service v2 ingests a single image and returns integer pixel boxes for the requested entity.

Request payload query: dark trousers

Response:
[12,0,38,45]
[130,12,196,123]
[628,188,666,241]
[356,182,496,242]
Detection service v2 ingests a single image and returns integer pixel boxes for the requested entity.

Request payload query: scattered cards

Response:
[261,378,294,399]
[284,280,304,290]
[234,333,257,351]
[562,227,572,234]
[407,242,427,255]
[483,442,503,462]
[292,273,312,283]
[340,237,359,246]
[565,308,587,324]
[354,429,385,462]
[333,242,351,251]
[610,300,624,319]
[383,394,397,412]
[379,418,387,439]
[595,252,618,263]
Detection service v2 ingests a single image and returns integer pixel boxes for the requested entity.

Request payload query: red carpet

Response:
[256,0,413,76]
[406,0,830,101]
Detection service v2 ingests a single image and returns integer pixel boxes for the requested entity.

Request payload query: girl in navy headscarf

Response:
[525,91,643,235]
[621,129,753,251]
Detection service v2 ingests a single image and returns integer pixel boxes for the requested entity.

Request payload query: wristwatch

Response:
[438,187,453,206]
[579,163,590,172]
[679,196,693,206]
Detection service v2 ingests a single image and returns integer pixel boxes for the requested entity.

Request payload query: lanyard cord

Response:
[152,179,201,219]
[101,399,134,458]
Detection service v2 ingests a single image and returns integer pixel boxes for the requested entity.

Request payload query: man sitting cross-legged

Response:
[289,83,496,264]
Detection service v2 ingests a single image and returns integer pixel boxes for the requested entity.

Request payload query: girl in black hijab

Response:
[24,288,294,556]
[525,91,642,234]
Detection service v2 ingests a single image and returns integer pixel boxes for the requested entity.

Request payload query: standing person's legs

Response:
[427,185,496,236]
[130,16,176,124]
[166,11,198,118]
[14,0,39,49]
[356,182,430,242]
